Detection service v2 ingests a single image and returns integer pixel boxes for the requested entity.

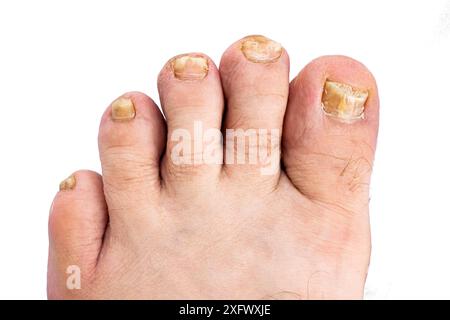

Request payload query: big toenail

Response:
[111,97,135,121]
[241,35,283,63]
[59,175,76,191]
[321,80,368,122]
[171,55,209,80]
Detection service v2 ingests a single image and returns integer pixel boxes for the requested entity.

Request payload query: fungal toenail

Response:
[111,97,135,121]
[59,175,76,191]
[241,35,283,63]
[172,55,209,80]
[321,80,369,122]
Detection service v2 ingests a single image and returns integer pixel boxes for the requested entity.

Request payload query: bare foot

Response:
[48,35,379,299]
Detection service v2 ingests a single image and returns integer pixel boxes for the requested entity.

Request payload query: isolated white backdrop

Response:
[0,0,449,299]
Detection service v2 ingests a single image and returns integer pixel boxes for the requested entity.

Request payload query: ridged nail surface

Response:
[59,175,76,191]
[322,80,368,121]
[241,35,282,63]
[172,55,209,80]
[111,97,135,121]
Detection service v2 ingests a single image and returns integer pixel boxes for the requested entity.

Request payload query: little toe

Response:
[48,170,108,298]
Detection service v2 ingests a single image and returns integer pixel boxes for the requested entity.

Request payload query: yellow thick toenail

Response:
[59,175,76,191]
[321,80,368,122]
[111,97,135,121]
[172,55,209,80]
[241,35,283,63]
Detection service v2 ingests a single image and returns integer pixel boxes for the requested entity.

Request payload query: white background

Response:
[0,0,449,299]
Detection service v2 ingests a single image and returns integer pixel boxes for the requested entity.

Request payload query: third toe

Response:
[158,53,224,191]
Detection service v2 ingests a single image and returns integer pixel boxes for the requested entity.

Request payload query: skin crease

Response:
[48,35,378,300]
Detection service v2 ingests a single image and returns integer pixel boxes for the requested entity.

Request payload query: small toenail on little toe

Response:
[321,80,369,122]
[111,97,136,121]
[171,55,209,80]
[240,35,283,63]
[59,175,76,191]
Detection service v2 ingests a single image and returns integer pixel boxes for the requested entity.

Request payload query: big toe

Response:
[282,55,379,214]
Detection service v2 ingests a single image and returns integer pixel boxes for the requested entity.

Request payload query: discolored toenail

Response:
[321,80,368,122]
[240,35,283,63]
[111,97,136,121]
[59,175,76,191]
[171,55,209,80]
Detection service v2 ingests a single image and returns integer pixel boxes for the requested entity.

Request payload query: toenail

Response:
[171,55,209,80]
[111,97,136,121]
[321,80,369,122]
[240,35,283,63]
[59,175,76,191]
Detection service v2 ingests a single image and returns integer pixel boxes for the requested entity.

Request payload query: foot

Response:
[48,35,379,299]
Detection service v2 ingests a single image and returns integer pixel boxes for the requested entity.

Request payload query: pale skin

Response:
[48,35,379,299]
